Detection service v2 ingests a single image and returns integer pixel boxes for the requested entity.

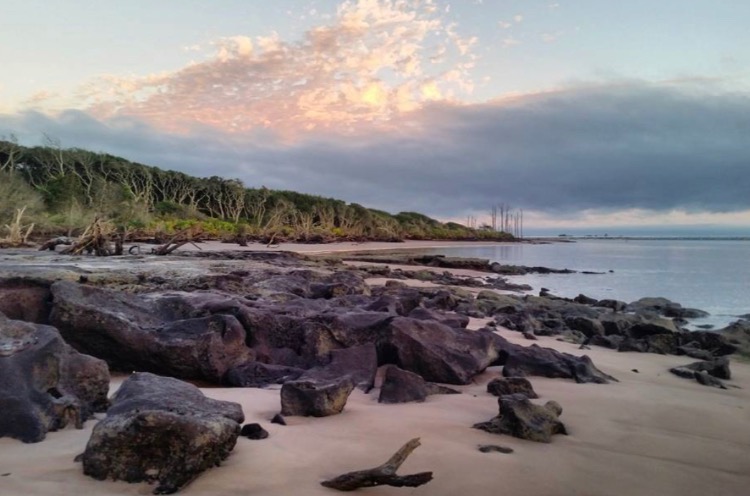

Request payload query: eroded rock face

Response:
[280,377,355,417]
[0,313,109,443]
[49,282,252,383]
[380,317,499,385]
[0,278,52,324]
[82,373,243,494]
[486,377,538,399]
[473,394,567,443]
[377,365,460,404]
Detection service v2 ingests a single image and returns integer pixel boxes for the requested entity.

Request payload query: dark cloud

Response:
[2,82,749,218]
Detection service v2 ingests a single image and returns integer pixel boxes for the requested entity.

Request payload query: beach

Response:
[1,241,749,496]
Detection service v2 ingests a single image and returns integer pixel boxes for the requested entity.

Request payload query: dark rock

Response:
[645,333,679,354]
[49,282,251,383]
[378,365,429,404]
[473,394,567,443]
[626,297,708,319]
[280,376,355,417]
[631,369,639,373]
[501,344,616,384]
[590,334,624,349]
[486,377,538,398]
[675,342,714,361]
[380,317,500,385]
[223,361,304,387]
[240,423,269,440]
[302,344,378,392]
[270,414,286,425]
[627,317,679,339]
[478,445,514,454]
[0,314,109,443]
[565,316,605,338]
[594,299,627,312]
[688,329,741,357]
[673,357,731,380]
[82,372,242,494]
[618,338,649,353]
[522,331,538,341]
[694,371,727,389]
[0,278,52,324]
[573,294,598,305]
[407,307,470,329]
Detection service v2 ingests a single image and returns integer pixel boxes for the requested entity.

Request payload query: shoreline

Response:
[1,244,749,495]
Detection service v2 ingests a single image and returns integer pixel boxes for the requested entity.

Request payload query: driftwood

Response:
[38,236,74,251]
[60,218,117,256]
[320,438,433,491]
[0,206,35,248]
[153,228,202,255]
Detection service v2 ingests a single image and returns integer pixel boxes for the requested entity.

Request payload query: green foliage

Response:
[0,138,518,243]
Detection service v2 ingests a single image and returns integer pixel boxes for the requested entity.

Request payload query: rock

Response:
[240,423,269,440]
[618,338,649,353]
[0,314,109,443]
[49,282,252,383]
[626,297,708,319]
[0,278,52,324]
[377,365,459,404]
[689,328,741,357]
[500,344,616,384]
[300,344,379,392]
[565,316,605,338]
[407,307,470,329]
[675,342,714,361]
[672,357,731,380]
[573,294,598,305]
[627,317,680,338]
[694,370,727,389]
[271,414,286,425]
[280,376,355,417]
[478,444,514,454]
[473,394,567,443]
[380,317,500,385]
[594,299,627,312]
[223,361,304,387]
[590,334,623,349]
[486,377,538,399]
[82,373,242,494]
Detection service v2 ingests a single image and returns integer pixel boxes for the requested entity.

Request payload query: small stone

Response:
[631,369,639,373]
[271,413,287,425]
[240,423,269,440]
[478,445,514,454]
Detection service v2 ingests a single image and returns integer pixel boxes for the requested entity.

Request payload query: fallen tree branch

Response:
[320,438,433,491]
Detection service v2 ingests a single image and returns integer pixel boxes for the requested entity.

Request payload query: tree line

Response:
[0,136,516,243]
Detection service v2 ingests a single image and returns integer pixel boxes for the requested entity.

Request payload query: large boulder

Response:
[82,372,242,494]
[380,317,500,385]
[280,376,355,417]
[49,282,252,383]
[473,394,567,443]
[626,297,708,319]
[0,313,109,443]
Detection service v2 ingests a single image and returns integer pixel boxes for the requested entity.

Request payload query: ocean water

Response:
[425,239,750,330]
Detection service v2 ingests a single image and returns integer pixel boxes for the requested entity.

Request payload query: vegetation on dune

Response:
[0,136,516,245]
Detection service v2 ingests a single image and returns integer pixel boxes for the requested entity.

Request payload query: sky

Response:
[1,0,749,234]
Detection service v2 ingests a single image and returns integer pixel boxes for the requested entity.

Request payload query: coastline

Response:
[1,243,749,496]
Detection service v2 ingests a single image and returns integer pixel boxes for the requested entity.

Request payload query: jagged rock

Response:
[626,297,708,319]
[407,307,470,329]
[223,361,305,387]
[594,299,627,312]
[590,334,624,349]
[694,371,727,389]
[565,316,605,337]
[689,328,742,357]
[0,278,52,324]
[675,343,714,360]
[302,344,379,391]
[473,394,567,443]
[671,357,731,380]
[573,294,598,305]
[0,314,109,443]
[486,377,538,399]
[378,365,459,404]
[280,376,355,417]
[271,413,286,425]
[240,423,269,440]
[618,338,649,353]
[381,317,500,385]
[82,373,243,494]
[500,344,616,384]
[49,282,251,383]
[627,316,680,339]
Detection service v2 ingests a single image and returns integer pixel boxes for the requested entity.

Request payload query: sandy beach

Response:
[1,242,749,496]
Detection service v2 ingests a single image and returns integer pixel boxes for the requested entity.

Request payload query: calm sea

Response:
[426,239,750,330]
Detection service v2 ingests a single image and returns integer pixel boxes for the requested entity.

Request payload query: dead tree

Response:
[153,227,202,255]
[320,438,433,491]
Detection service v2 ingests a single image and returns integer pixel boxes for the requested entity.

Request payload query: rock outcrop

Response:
[486,377,538,399]
[0,313,109,443]
[378,365,460,404]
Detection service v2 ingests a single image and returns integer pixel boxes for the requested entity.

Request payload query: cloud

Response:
[71,0,478,136]
[3,81,749,226]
